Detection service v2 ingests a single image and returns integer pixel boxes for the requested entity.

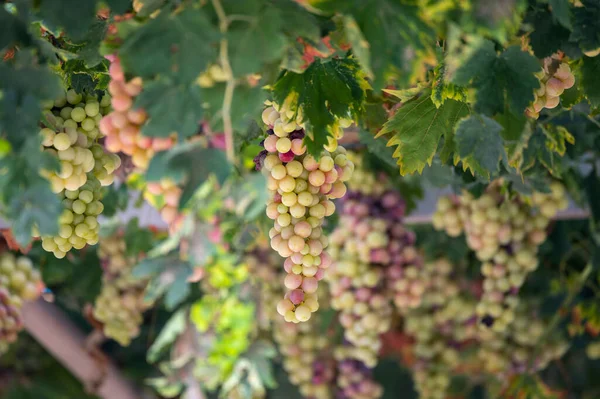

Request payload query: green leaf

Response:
[39,0,96,41]
[146,144,232,208]
[382,87,421,103]
[528,9,572,58]
[571,0,600,52]
[581,55,600,107]
[453,44,540,115]
[105,0,131,14]
[338,15,372,77]
[376,91,469,175]
[119,9,218,82]
[454,114,506,178]
[272,57,368,155]
[549,0,572,29]
[147,308,188,363]
[135,78,204,139]
[313,0,434,90]
[164,267,193,310]
[228,7,286,77]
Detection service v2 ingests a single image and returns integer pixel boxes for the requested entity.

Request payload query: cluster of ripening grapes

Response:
[334,347,383,399]
[255,103,354,323]
[478,305,569,375]
[433,181,568,335]
[403,259,478,399]
[100,55,174,170]
[328,153,422,369]
[93,234,149,345]
[0,253,42,354]
[40,89,118,191]
[143,180,184,231]
[37,89,119,258]
[526,55,575,119]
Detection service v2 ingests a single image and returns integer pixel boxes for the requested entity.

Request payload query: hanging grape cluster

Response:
[255,103,354,323]
[402,259,478,399]
[0,253,42,354]
[37,89,118,258]
[526,54,575,119]
[334,347,383,399]
[100,55,174,169]
[328,153,422,368]
[143,179,184,232]
[432,181,568,336]
[477,304,569,376]
[93,234,149,346]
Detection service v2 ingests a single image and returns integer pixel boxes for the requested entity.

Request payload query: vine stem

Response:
[212,0,236,165]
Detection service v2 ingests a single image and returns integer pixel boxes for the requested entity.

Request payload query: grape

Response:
[40,175,104,257]
[93,233,149,346]
[335,348,383,399]
[257,103,354,323]
[0,253,42,354]
[432,180,568,337]
[526,55,575,119]
[100,56,174,170]
[40,88,115,196]
[143,179,184,232]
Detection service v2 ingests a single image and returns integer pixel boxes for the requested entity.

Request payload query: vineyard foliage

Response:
[1,0,600,398]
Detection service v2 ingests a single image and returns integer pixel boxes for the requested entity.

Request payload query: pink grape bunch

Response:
[256,103,354,323]
[432,181,568,336]
[334,348,383,399]
[143,179,184,232]
[100,55,174,170]
[526,54,575,119]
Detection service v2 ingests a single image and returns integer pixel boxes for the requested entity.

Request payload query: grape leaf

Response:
[549,0,573,29]
[227,7,287,77]
[146,143,232,208]
[310,0,434,90]
[571,0,600,52]
[135,78,204,139]
[454,114,506,178]
[272,57,368,156]
[39,0,97,41]
[376,90,469,175]
[581,55,600,107]
[528,9,572,58]
[147,308,188,363]
[337,15,373,77]
[118,9,218,82]
[452,43,540,115]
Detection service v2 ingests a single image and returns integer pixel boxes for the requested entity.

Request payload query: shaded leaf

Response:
[454,114,505,178]
[39,0,96,41]
[272,57,368,155]
[581,55,600,107]
[147,308,188,363]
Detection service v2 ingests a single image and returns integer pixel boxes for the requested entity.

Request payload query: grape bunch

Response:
[477,304,569,376]
[273,314,335,399]
[256,103,354,323]
[143,179,184,231]
[334,347,383,399]
[93,234,149,346]
[0,253,42,354]
[328,153,423,367]
[40,89,119,192]
[402,259,478,399]
[40,176,104,258]
[432,181,568,335]
[100,55,174,170]
[526,55,575,119]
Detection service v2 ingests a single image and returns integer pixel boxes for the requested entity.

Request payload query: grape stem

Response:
[212,0,236,165]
